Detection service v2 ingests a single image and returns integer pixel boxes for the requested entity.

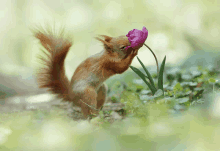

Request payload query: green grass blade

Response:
[158,56,166,95]
[130,66,157,94]
[136,56,156,90]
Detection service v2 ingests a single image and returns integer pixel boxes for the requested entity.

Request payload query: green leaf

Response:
[158,56,166,95]
[174,82,183,92]
[209,78,216,83]
[154,89,163,98]
[130,66,157,94]
[136,56,156,90]
[178,98,189,104]
[188,82,197,87]
[139,94,155,101]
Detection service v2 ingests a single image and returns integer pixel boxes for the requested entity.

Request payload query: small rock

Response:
[111,111,122,120]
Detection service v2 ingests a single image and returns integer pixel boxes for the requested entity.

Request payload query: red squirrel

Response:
[33,27,140,118]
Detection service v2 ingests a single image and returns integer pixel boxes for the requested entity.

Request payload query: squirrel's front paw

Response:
[131,49,138,56]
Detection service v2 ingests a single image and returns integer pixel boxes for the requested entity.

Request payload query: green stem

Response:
[144,43,159,76]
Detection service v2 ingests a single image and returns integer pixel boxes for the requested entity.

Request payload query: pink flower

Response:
[125,27,148,50]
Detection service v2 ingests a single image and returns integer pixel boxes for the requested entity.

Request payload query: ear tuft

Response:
[95,35,113,52]
[99,35,112,42]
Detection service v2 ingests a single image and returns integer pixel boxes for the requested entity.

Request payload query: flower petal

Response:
[126,26,148,50]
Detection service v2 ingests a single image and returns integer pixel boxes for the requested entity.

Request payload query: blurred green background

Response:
[1,1,220,150]
[1,0,220,78]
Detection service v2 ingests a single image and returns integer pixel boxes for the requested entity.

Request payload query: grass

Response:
[1,64,220,150]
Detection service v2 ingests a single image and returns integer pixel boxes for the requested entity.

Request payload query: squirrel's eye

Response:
[120,46,126,49]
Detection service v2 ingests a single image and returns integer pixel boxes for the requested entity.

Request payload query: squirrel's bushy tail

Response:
[34,27,72,101]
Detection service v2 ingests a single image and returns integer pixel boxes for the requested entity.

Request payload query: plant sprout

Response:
[126,27,166,96]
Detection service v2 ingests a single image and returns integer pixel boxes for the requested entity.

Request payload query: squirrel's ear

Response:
[96,35,113,52]
[99,35,112,42]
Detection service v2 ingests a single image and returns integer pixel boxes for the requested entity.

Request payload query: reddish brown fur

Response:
[34,27,72,101]
[34,27,140,118]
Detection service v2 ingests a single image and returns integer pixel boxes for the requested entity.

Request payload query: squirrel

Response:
[33,27,140,118]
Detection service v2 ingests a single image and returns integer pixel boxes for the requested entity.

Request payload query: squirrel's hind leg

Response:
[97,83,107,109]
[80,86,99,118]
